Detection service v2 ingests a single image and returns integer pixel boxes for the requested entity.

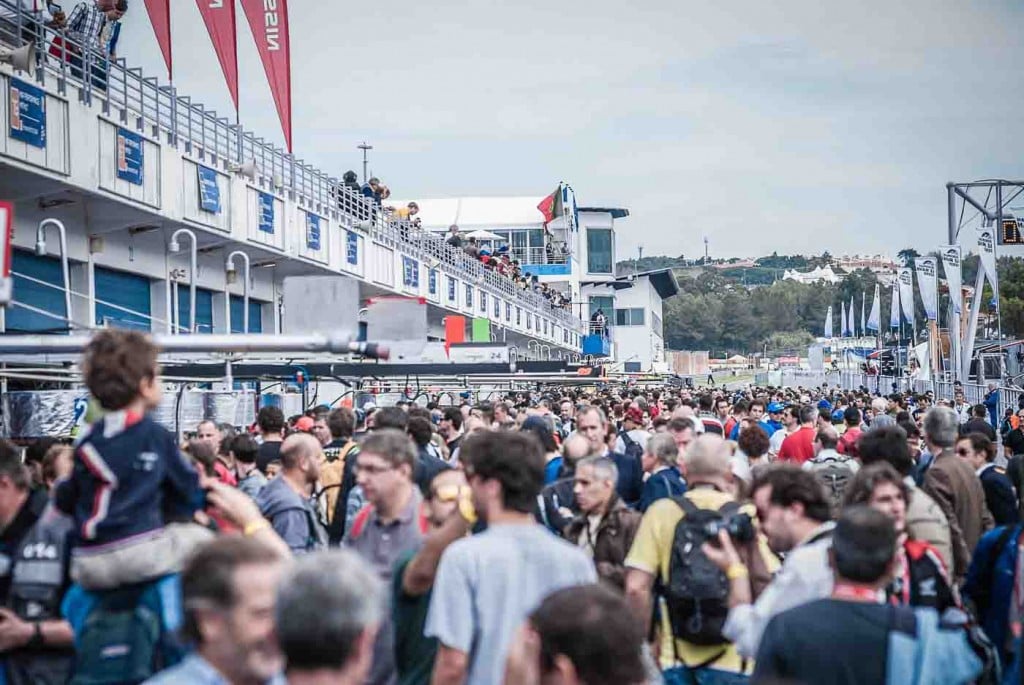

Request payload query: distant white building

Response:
[782,265,842,285]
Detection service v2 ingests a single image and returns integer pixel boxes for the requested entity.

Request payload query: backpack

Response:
[664,496,743,648]
[69,583,183,685]
[806,454,856,511]
[619,431,644,461]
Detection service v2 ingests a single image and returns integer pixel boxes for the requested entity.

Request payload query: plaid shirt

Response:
[66,1,106,52]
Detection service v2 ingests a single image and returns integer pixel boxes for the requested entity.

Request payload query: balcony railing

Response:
[0,2,583,334]
[509,246,569,266]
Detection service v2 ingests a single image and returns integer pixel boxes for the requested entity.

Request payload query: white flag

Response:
[976,226,999,304]
[849,297,856,337]
[914,256,938,321]
[890,279,900,329]
[860,294,866,335]
[940,245,963,316]
[841,301,848,337]
[898,268,915,324]
[824,305,833,338]
[867,284,880,332]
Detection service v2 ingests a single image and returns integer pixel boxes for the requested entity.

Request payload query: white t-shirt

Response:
[769,428,791,458]
[615,429,651,455]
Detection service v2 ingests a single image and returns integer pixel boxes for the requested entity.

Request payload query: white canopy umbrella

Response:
[464,229,505,241]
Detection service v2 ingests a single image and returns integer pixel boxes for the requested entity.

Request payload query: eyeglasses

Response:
[354,462,394,475]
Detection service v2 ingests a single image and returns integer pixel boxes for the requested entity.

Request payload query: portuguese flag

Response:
[537,184,564,225]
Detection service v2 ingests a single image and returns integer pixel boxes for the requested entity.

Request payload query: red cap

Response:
[294,416,315,432]
[625,407,644,424]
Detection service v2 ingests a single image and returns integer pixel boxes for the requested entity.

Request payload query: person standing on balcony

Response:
[362,177,383,206]
[342,170,360,195]
[0,1,66,47]
[445,225,462,249]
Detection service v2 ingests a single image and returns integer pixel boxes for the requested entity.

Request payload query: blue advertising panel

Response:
[8,78,45,148]
[464,284,473,308]
[257,192,275,233]
[428,269,437,295]
[345,230,358,264]
[448,277,457,302]
[197,165,221,213]
[306,213,321,250]
[116,128,144,185]
[480,291,487,312]
[402,256,419,288]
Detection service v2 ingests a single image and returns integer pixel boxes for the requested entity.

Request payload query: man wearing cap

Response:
[614,407,650,456]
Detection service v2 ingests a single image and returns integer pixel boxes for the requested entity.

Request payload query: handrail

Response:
[0,1,585,336]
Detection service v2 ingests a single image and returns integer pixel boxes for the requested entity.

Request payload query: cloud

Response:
[118,0,1024,258]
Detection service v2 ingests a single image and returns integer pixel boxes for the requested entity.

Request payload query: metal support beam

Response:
[0,332,390,359]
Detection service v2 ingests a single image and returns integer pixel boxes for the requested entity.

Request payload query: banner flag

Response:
[848,296,856,337]
[890,280,900,329]
[898,268,915,324]
[537,185,563,225]
[860,293,866,335]
[196,0,238,110]
[914,256,938,321]
[976,226,999,304]
[240,0,292,151]
[824,306,833,338]
[840,301,847,337]
[940,245,962,316]
[867,284,880,332]
[144,0,172,80]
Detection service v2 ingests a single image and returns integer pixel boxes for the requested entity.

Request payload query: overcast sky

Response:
[119,1,1024,260]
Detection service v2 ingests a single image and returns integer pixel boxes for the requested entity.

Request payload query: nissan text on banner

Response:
[898,267,915,325]
[976,226,999,301]
[914,256,938,321]
[940,245,963,315]
[240,0,292,151]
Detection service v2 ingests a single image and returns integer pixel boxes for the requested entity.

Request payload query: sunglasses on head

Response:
[432,484,464,503]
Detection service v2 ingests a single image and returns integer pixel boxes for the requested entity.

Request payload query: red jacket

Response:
[778,426,816,464]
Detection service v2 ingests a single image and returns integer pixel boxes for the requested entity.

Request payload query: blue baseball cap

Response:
[767,402,785,413]
[817,399,832,410]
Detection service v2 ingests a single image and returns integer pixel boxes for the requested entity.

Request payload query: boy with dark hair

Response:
[54,330,207,590]
[230,435,266,499]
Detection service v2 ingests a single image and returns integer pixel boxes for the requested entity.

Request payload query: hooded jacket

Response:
[257,476,327,554]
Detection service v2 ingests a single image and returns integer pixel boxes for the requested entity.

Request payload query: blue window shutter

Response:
[176,285,214,333]
[9,250,68,333]
[229,295,264,333]
[95,267,151,330]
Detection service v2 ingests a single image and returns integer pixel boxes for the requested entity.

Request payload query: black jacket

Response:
[980,465,1019,526]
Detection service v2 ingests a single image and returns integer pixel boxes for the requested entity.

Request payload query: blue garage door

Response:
[229,295,263,333]
[95,267,152,331]
[8,250,69,333]
[175,285,214,334]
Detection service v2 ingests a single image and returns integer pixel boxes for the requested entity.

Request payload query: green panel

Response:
[471,317,490,342]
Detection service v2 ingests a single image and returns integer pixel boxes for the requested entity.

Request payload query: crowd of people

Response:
[336,174,573,313]
[4,329,1024,684]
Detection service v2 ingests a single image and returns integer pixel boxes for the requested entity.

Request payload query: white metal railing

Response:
[0,2,584,336]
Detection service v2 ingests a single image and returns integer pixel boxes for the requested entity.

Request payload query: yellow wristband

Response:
[725,563,749,580]
[243,520,270,536]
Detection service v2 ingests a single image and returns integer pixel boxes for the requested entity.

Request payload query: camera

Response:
[702,513,755,544]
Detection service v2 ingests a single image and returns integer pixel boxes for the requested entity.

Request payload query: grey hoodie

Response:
[256,475,327,554]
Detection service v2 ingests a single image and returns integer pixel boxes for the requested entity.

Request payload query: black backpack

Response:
[664,496,742,647]
[620,430,644,461]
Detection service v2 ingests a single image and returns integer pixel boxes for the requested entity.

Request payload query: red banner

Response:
[239,0,292,152]
[143,0,172,80]
[195,0,239,110]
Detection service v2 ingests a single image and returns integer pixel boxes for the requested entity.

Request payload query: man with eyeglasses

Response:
[345,428,427,685]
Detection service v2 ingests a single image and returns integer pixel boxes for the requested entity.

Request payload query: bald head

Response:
[562,434,591,465]
[683,434,731,482]
[280,433,321,471]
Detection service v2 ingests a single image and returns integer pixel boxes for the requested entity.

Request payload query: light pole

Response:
[358,142,373,183]
[35,218,72,330]
[225,250,251,333]
[168,228,197,334]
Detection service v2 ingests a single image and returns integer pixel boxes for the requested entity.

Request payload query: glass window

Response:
[494,297,501,318]
[587,229,613,274]
[527,229,545,248]
[516,307,522,326]
[448,278,457,302]
[480,291,487,312]
[506,303,512,321]
[527,313,532,330]
[589,295,614,320]
[465,284,473,308]
[614,308,647,326]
